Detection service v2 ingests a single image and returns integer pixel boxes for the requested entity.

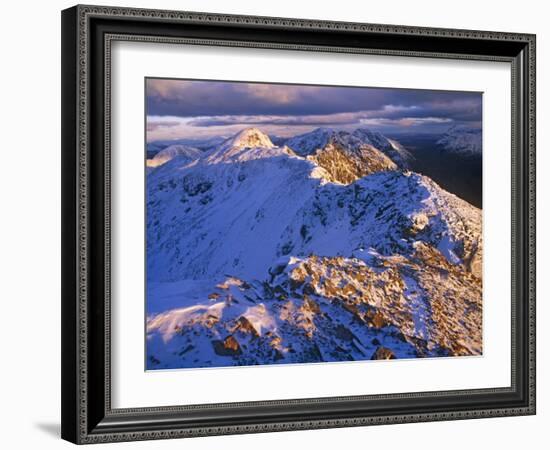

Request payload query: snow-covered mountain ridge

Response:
[286,127,414,168]
[306,142,398,184]
[206,127,297,164]
[146,127,482,369]
[146,144,202,169]
[436,125,482,156]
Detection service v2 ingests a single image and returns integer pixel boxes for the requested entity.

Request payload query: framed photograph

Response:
[61,5,536,444]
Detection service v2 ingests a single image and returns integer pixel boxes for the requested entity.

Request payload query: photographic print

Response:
[145,78,483,370]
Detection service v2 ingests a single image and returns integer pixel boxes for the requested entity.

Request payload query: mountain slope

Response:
[436,125,482,156]
[306,142,397,184]
[146,144,202,169]
[147,239,481,369]
[147,136,227,159]
[352,128,413,168]
[286,127,413,169]
[146,146,327,282]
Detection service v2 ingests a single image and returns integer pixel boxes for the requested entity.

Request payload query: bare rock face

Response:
[465,238,483,279]
[148,243,482,368]
[212,335,242,356]
[408,213,430,235]
[233,316,259,337]
[366,310,388,329]
[283,250,481,357]
[371,347,397,360]
[286,127,413,169]
[307,142,398,184]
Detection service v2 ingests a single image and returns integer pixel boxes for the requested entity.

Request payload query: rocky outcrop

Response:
[285,127,413,169]
[147,243,482,368]
[307,142,397,184]
[212,335,242,356]
[371,347,396,360]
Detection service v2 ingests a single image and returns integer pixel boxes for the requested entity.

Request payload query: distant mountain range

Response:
[146,135,227,159]
[146,126,482,369]
[436,125,482,156]
[389,126,482,208]
[146,144,202,170]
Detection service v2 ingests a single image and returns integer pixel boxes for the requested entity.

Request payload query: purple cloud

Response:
[146,78,482,139]
[146,78,481,121]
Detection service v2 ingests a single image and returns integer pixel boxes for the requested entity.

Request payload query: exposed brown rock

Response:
[307,143,397,185]
[233,316,259,337]
[150,244,482,367]
[301,295,321,314]
[212,335,242,356]
[204,314,219,328]
[371,346,396,360]
[366,311,388,329]
[406,213,430,236]
[283,250,482,357]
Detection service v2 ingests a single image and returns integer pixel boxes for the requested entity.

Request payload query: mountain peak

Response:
[285,127,341,157]
[207,128,294,164]
[285,127,412,169]
[311,126,336,134]
[352,128,413,168]
[225,127,274,150]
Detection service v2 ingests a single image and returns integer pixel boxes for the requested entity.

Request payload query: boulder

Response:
[212,335,242,356]
[234,316,259,337]
[371,346,396,360]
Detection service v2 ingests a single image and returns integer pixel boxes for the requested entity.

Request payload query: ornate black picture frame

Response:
[61,4,536,444]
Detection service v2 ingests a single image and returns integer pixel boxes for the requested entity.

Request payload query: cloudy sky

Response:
[146,78,482,142]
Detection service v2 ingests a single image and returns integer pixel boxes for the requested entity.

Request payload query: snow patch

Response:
[437,125,482,156]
